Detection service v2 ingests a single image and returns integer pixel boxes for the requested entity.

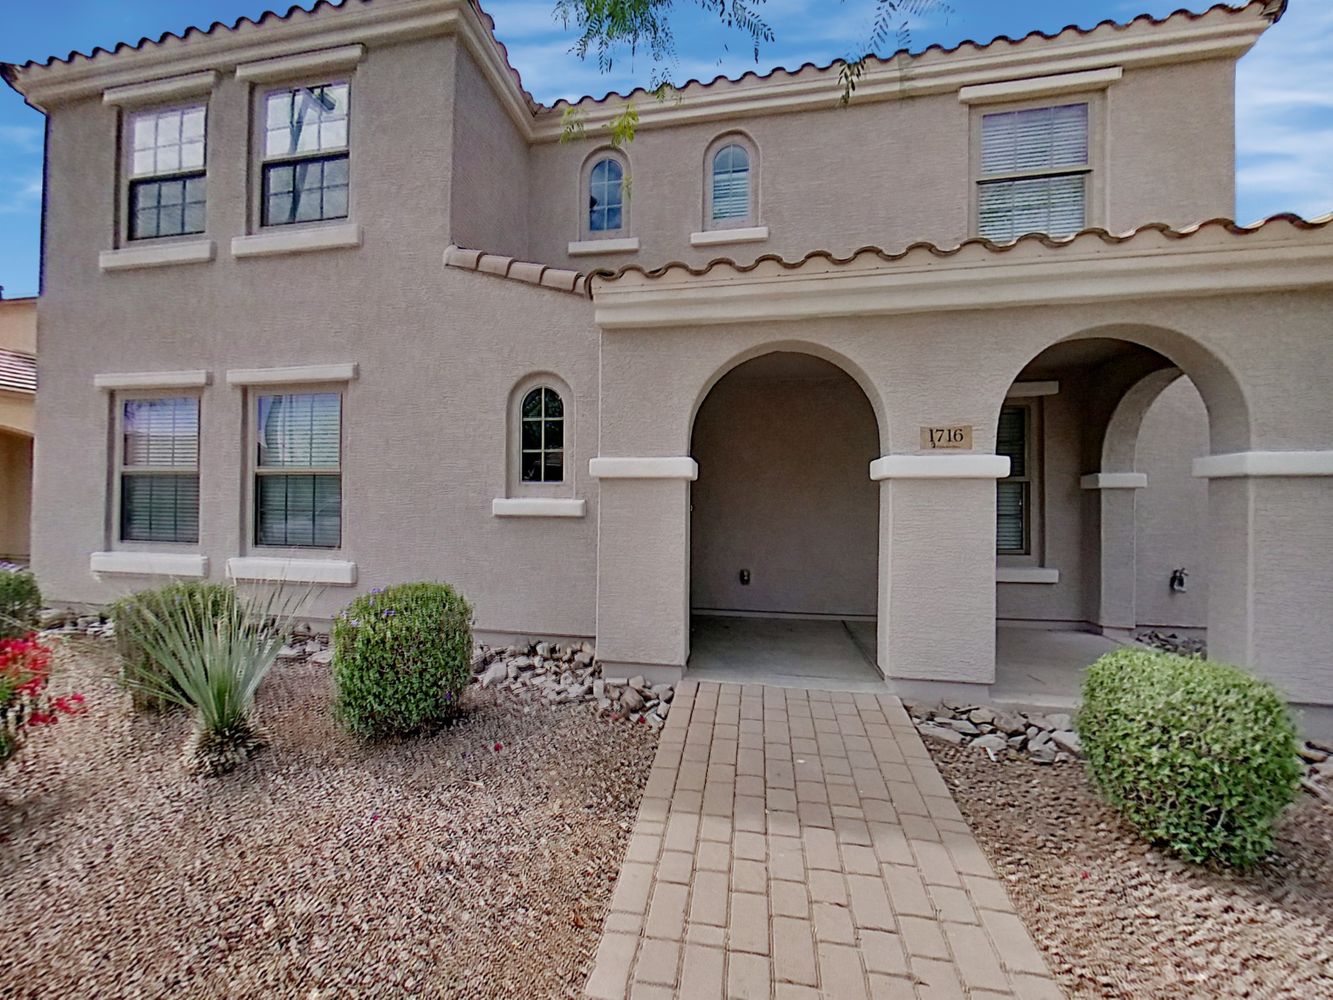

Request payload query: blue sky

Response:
[0,0,1329,297]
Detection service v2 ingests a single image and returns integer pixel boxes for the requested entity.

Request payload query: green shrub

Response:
[333,583,473,738]
[1078,647,1301,867]
[111,583,237,711]
[0,568,41,640]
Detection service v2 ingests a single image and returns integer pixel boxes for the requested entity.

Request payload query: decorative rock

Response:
[972,734,1009,754]
[1051,730,1083,756]
[941,719,982,736]
[309,649,334,666]
[1045,713,1073,731]
[480,663,509,688]
[969,707,996,726]
[918,724,966,746]
[591,679,605,701]
[628,676,647,692]
[1029,744,1057,764]
[620,689,645,713]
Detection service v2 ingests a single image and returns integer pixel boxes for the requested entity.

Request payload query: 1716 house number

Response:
[920,425,973,449]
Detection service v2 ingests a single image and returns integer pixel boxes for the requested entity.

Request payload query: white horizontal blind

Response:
[979,103,1088,241]
[256,393,342,548]
[258,393,340,468]
[712,144,750,222]
[996,406,1029,554]
[120,397,199,543]
[123,398,198,468]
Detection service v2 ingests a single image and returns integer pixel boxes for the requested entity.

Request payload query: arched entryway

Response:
[687,351,882,685]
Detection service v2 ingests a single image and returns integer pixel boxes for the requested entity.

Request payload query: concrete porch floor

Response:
[687,616,1123,706]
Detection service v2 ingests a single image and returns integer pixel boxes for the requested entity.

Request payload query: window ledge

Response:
[492,498,586,518]
[232,223,362,259]
[94,370,211,391]
[996,566,1060,585]
[690,226,769,248]
[91,551,208,578]
[234,44,365,83]
[100,240,215,273]
[568,237,639,256]
[226,557,357,586]
[103,71,219,107]
[958,67,1122,105]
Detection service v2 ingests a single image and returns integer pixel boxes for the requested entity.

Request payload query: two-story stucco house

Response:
[5,0,1332,735]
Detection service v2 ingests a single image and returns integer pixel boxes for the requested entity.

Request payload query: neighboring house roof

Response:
[0,349,37,395]
[443,245,587,295]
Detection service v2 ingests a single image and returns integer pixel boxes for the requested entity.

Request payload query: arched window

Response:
[588,158,624,233]
[711,143,750,223]
[520,386,564,483]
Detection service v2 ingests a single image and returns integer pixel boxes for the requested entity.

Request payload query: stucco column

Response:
[590,457,696,684]
[871,454,1009,700]
[1196,452,1333,737]
[1080,472,1148,638]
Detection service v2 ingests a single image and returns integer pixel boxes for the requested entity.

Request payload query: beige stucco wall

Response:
[690,355,879,618]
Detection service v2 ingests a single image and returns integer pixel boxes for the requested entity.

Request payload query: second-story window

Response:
[128,106,207,241]
[710,144,750,223]
[262,83,350,227]
[588,157,624,233]
[977,103,1089,242]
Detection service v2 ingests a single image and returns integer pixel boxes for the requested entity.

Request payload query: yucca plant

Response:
[117,583,306,776]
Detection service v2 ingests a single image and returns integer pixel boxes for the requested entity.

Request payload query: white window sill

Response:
[91,551,208,578]
[492,498,586,518]
[568,237,639,256]
[996,566,1060,585]
[227,557,357,586]
[99,240,215,272]
[232,223,362,259]
[690,226,769,248]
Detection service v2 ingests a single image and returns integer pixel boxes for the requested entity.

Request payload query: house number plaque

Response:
[920,425,973,449]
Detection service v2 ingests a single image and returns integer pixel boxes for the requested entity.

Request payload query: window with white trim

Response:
[127,106,207,240]
[119,396,200,543]
[587,156,625,234]
[254,392,342,548]
[262,83,350,227]
[977,103,1089,241]
[996,404,1032,554]
[520,387,564,483]
[711,144,750,223]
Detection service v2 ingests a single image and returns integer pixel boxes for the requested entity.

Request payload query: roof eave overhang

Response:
[589,222,1333,330]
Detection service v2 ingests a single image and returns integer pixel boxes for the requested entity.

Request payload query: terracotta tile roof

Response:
[0,349,36,395]
[590,213,1333,283]
[2,0,1284,116]
[443,244,588,295]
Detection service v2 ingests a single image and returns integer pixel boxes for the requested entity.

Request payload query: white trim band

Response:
[589,457,699,480]
[234,44,366,82]
[91,551,208,578]
[94,370,211,390]
[226,557,357,585]
[996,566,1061,584]
[226,363,358,386]
[958,66,1123,105]
[1193,451,1333,478]
[100,240,215,272]
[690,227,770,248]
[1006,380,1060,398]
[492,498,587,518]
[870,455,1011,480]
[1080,472,1147,490]
[232,223,362,259]
[568,238,640,256]
[103,71,218,106]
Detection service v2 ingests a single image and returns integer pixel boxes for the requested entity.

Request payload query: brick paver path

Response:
[585,681,1063,999]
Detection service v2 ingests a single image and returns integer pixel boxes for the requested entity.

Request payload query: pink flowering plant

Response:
[1,633,84,766]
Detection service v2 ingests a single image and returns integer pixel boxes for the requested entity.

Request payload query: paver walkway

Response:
[585,680,1062,999]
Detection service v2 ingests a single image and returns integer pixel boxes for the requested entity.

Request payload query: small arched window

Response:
[588,158,624,233]
[520,386,564,483]
[711,143,750,223]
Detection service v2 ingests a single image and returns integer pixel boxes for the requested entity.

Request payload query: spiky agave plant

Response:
[119,583,306,776]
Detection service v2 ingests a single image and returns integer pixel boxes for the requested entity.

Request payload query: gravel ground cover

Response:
[929,742,1333,999]
[1,639,658,999]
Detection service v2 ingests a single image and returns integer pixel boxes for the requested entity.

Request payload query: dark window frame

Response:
[260,151,350,228]
[519,386,565,484]
[117,395,201,545]
[128,171,207,241]
[996,403,1033,556]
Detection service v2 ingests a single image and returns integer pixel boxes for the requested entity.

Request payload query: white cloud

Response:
[1236,3,1333,222]
[0,124,43,152]
[0,174,42,215]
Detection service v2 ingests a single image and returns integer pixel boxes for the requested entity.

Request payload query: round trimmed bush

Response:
[1078,647,1301,867]
[333,582,473,738]
[0,567,41,640]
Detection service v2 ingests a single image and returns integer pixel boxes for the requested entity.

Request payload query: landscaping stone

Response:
[911,700,1087,764]
[918,723,966,746]
[1051,730,1083,755]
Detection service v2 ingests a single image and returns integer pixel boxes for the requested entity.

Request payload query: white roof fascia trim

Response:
[958,66,1122,104]
[1080,472,1148,489]
[226,363,358,386]
[235,43,365,82]
[103,70,218,106]
[99,240,216,272]
[94,370,211,390]
[1006,380,1060,398]
[226,557,357,585]
[996,566,1061,584]
[91,551,208,578]
[492,498,587,518]
[592,240,1333,329]
[590,457,698,480]
[870,455,1010,480]
[1193,451,1333,478]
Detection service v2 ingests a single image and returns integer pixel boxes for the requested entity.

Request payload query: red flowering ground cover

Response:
[0,633,83,765]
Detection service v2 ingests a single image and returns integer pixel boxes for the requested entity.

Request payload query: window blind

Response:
[981,104,1088,176]
[120,397,199,544]
[979,103,1088,241]
[712,145,750,221]
[996,406,1028,554]
[256,393,341,548]
[978,174,1086,242]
